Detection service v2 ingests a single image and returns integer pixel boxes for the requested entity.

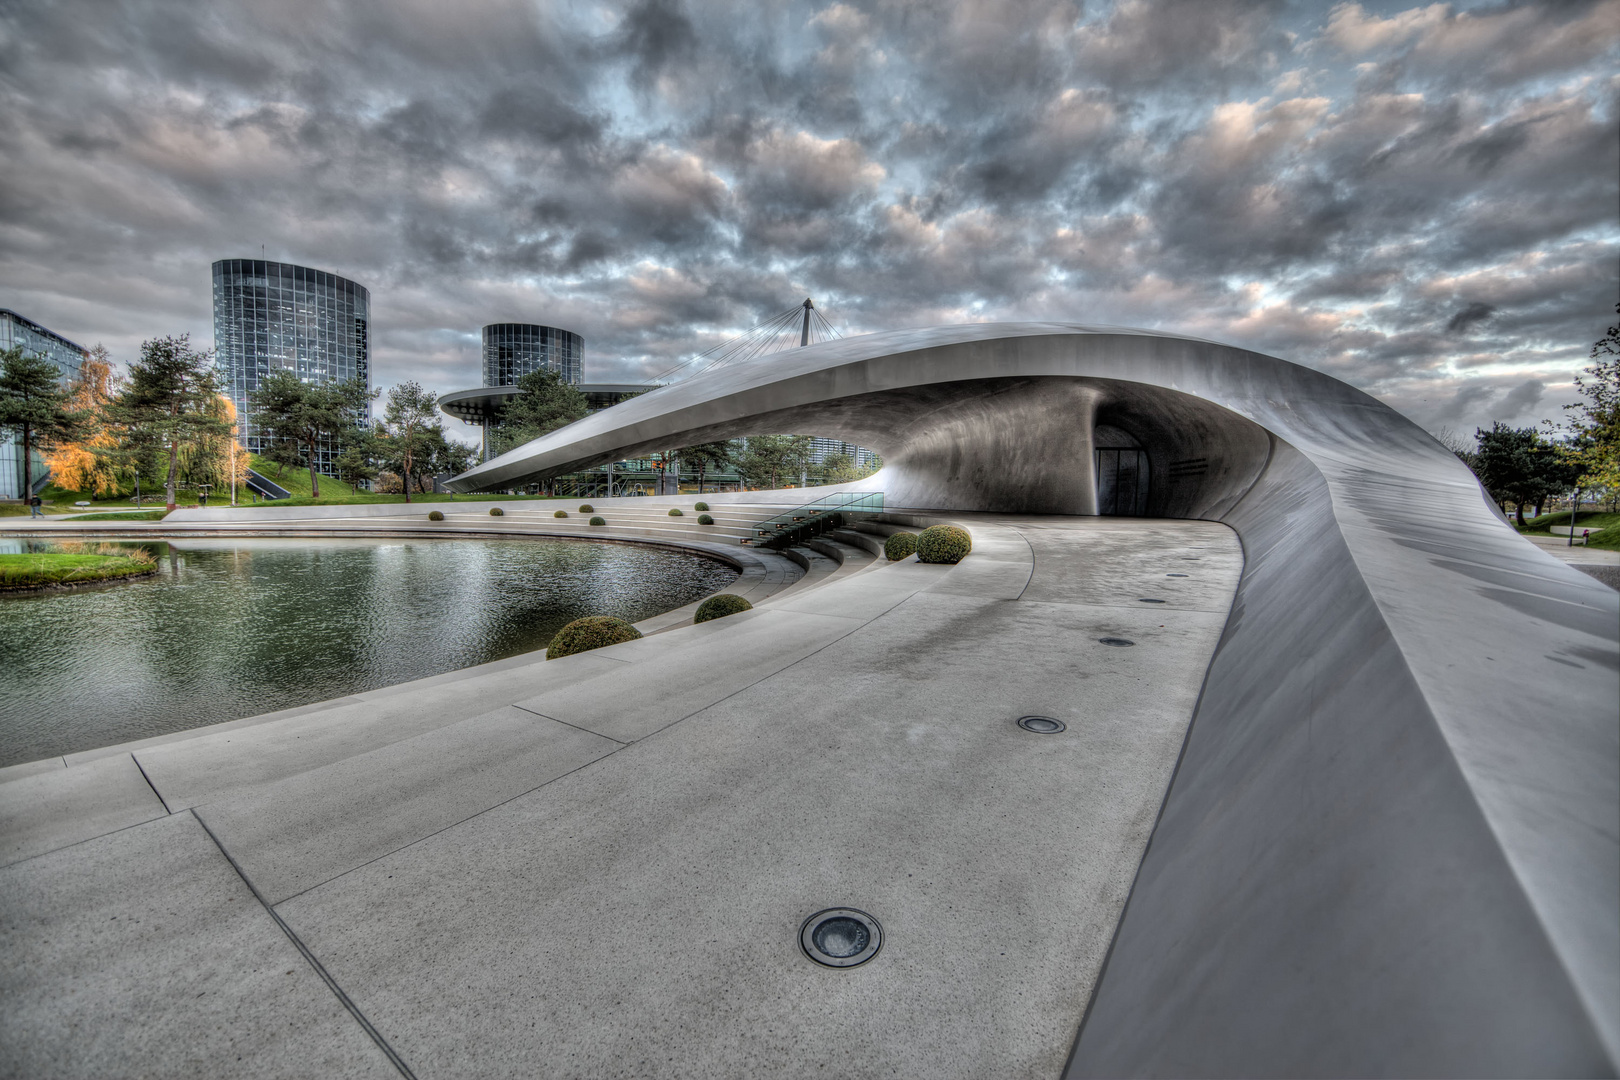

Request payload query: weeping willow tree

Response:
[43,347,124,497]
[177,395,251,497]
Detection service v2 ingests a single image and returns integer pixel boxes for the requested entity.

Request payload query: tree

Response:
[490,369,589,456]
[249,370,375,500]
[680,440,734,494]
[178,396,252,498]
[0,346,81,500]
[334,423,384,489]
[1554,304,1620,496]
[1474,423,1576,525]
[817,452,857,485]
[381,381,440,503]
[44,345,124,497]
[115,335,231,510]
[737,434,813,490]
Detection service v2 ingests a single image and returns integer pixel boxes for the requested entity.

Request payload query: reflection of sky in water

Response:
[0,537,736,766]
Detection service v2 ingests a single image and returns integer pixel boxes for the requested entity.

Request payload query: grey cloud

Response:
[1495,378,1546,421]
[0,0,1614,448]
[1446,302,1496,334]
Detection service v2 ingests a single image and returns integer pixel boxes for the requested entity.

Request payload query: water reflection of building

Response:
[211,259,371,473]
[0,308,89,499]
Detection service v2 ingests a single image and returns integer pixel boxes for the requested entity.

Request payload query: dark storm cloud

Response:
[1447,301,1497,334]
[0,0,1615,443]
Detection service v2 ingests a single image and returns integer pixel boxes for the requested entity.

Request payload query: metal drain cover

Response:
[1138,598,1166,603]
[1099,637,1135,647]
[1017,715,1066,733]
[801,908,883,968]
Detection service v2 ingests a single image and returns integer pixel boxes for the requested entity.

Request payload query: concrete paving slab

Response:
[766,582,918,620]
[0,812,397,1079]
[0,757,65,783]
[0,754,167,867]
[197,706,620,904]
[1015,518,1241,612]
[512,608,867,743]
[136,651,626,811]
[272,523,1241,1080]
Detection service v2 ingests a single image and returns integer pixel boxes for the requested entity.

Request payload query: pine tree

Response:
[0,346,81,500]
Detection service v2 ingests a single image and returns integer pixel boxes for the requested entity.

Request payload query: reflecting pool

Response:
[0,536,737,766]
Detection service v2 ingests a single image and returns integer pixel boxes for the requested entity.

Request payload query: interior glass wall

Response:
[1096,448,1152,516]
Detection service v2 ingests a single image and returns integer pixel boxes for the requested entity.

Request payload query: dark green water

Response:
[0,536,736,767]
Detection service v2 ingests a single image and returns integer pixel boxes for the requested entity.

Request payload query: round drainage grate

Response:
[1017,715,1067,734]
[1099,637,1135,647]
[801,908,883,968]
[1138,598,1166,603]
[1166,573,1189,577]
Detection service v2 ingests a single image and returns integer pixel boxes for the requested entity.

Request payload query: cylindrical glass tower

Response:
[212,259,371,471]
[482,324,582,387]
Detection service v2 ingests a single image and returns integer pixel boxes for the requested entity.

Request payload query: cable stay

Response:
[640,298,844,390]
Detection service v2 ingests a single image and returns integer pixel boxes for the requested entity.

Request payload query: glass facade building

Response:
[212,259,370,471]
[0,309,89,499]
[483,324,582,387]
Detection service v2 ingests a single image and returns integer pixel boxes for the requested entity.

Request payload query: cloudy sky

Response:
[1,0,1615,445]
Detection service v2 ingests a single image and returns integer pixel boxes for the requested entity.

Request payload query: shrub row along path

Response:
[0,506,1242,1079]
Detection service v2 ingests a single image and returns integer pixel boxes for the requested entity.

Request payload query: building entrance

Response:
[1096,448,1151,515]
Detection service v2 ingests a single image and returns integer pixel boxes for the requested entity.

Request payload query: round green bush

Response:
[590,515,606,526]
[489,506,504,516]
[428,510,444,522]
[884,531,918,561]
[694,501,710,512]
[668,508,683,517]
[546,615,643,660]
[916,524,972,564]
[578,504,594,513]
[694,593,752,623]
[553,509,568,518]
[697,514,714,525]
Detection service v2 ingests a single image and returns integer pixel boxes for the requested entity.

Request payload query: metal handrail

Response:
[740,491,884,549]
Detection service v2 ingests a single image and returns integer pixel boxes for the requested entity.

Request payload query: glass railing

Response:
[740,491,885,549]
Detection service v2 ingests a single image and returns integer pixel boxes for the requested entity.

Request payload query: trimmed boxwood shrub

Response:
[590,515,606,526]
[546,615,642,660]
[694,501,710,512]
[579,504,594,513]
[697,514,714,525]
[694,593,752,623]
[884,531,918,561]
[553,509,568,518]
[428,510,444,521]
[489,506,504,516]
[916,524,971,564]
[668,508,683,517]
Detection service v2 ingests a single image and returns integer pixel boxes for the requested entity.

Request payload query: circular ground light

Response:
[1099,637,1135,647]
[800,908,883,968]
[1138,598,1166,603]
[1017,715,1067,734]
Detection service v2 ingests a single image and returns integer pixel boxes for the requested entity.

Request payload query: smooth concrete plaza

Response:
[2,323,1616,1078]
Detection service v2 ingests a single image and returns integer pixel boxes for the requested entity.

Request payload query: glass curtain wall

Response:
[0,310,89,499]
[212,260,370,473]
[482,324,583,387]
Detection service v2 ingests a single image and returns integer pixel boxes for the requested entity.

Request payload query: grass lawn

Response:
[1517,510,1620,535]
[66,510,171,521]
[0,552,155,589]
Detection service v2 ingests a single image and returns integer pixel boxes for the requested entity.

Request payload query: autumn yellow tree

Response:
[178,395,251,498]
[44,345,124,496]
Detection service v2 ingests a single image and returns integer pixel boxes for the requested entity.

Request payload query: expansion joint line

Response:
[192,810,418,1080]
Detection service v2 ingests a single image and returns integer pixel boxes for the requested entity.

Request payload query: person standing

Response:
[28,493,42,518]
